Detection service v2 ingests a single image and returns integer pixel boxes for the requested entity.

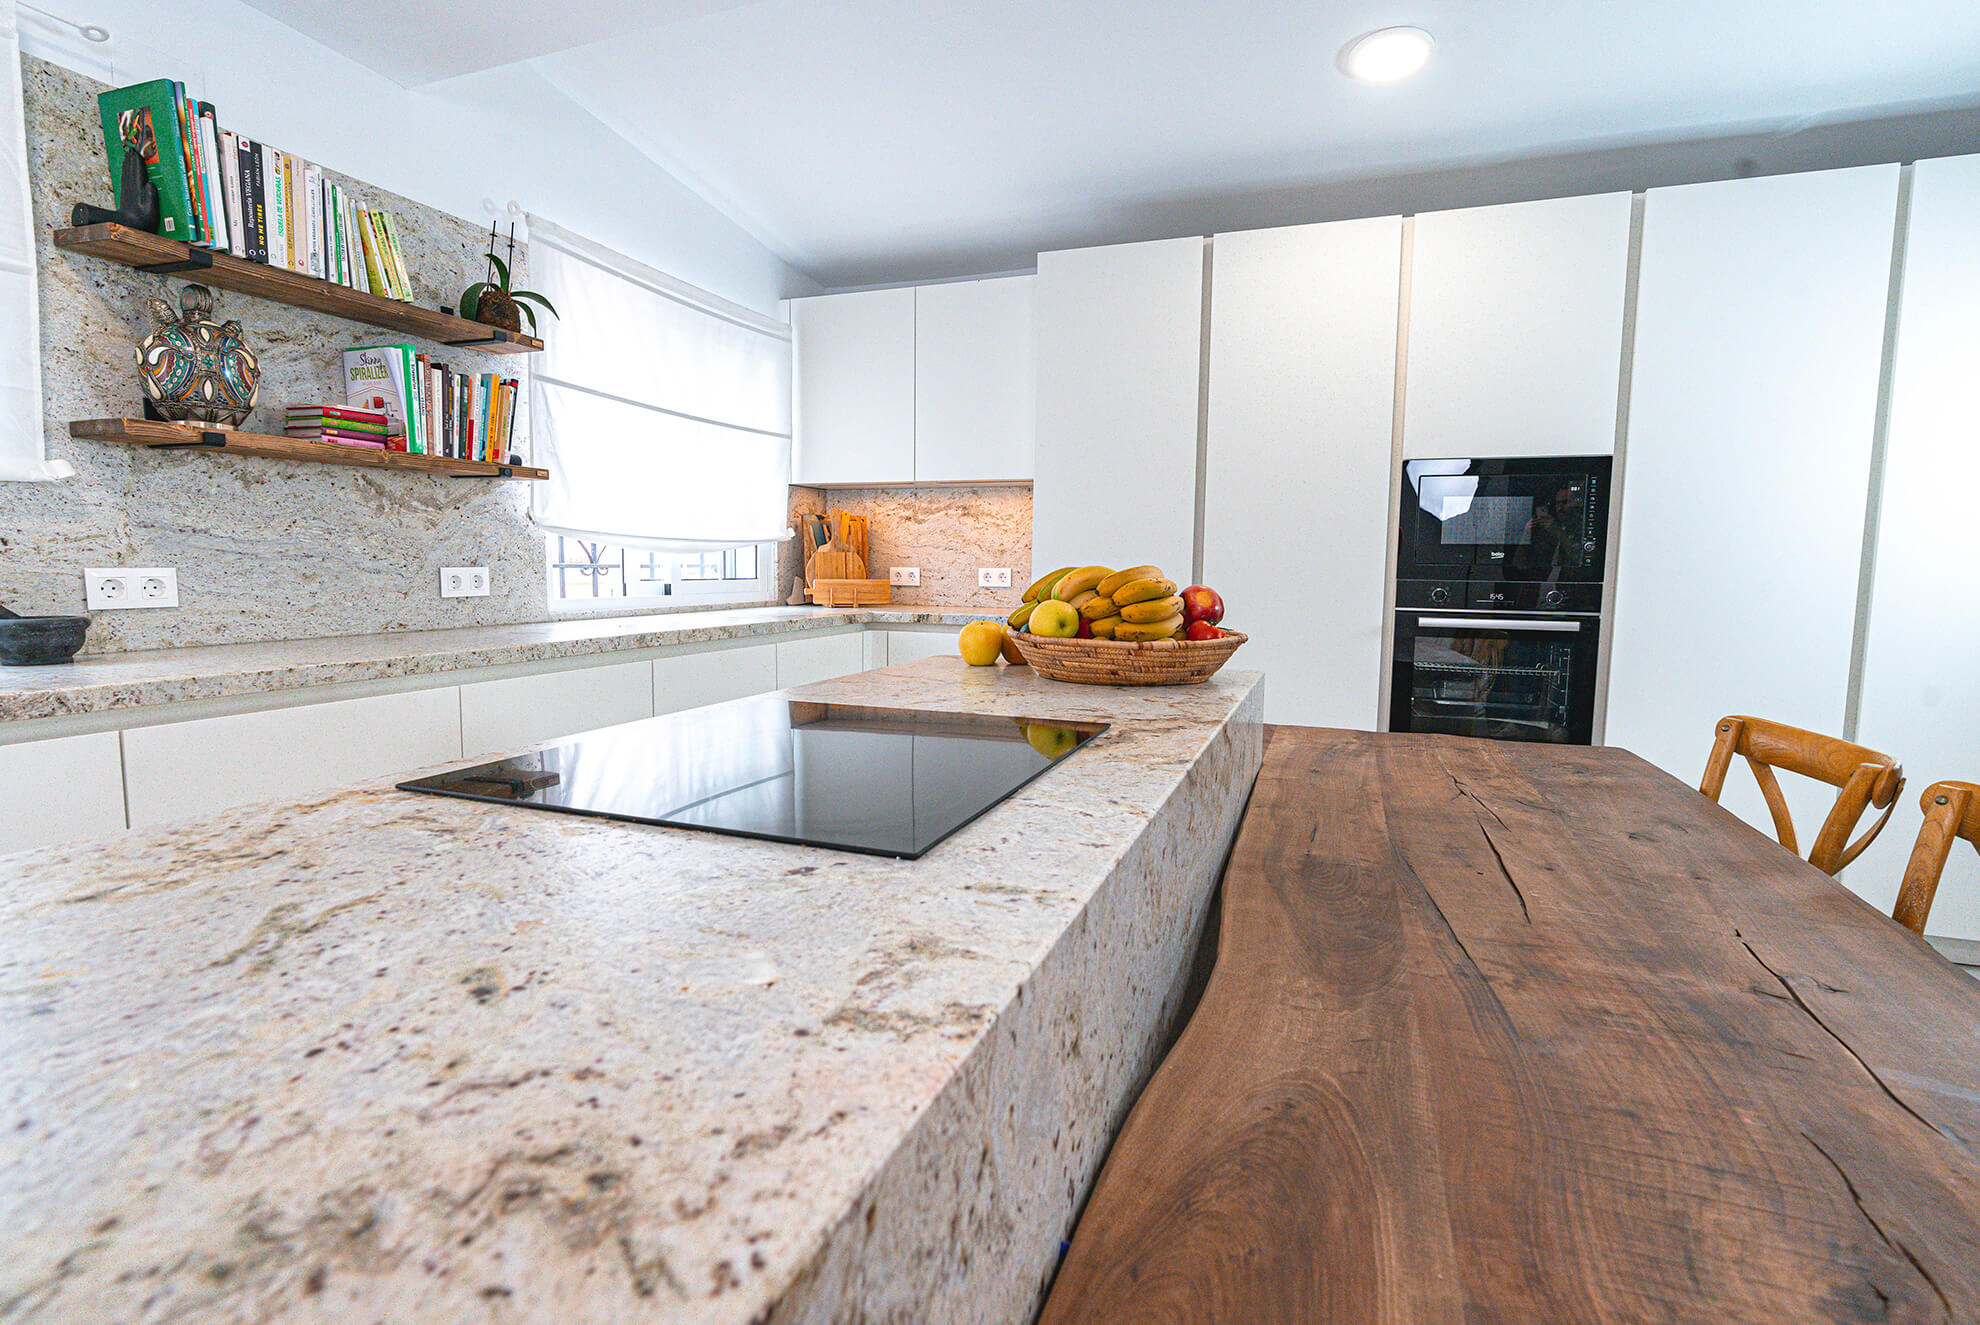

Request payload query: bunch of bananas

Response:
[1006,564,1184,641]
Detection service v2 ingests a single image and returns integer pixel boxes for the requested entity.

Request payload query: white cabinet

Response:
[1203,217,1403,729]
[122,687,463,828]
[776,631,867,688]
[1851,154,1980,940]
[654,643,779,714]
[914,276,1035,481]
[0,731,127,854]
[792,287,916,485]
[1607,165,1900,843]
[460,659,654,759]
[1404,193,1633,459]
[1033,236,1205,582]
[879,629,958,666]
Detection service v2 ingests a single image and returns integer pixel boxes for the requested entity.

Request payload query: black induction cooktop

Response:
[397,695,1108,859]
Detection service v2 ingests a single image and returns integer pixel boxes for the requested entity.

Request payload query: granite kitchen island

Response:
[0,658,1263,1324]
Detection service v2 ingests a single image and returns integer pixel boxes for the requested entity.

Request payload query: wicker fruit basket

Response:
[1009,630,1247,686]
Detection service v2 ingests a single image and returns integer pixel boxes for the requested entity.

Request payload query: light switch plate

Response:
[889,566,920,587]
[84,567,178,610]
[978,567,1012,589]
[440,566,490,598]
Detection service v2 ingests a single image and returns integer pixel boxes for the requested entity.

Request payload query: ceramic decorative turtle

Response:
[136,284,259,428]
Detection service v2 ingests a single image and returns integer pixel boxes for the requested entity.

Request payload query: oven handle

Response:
[1416,616,1584,633]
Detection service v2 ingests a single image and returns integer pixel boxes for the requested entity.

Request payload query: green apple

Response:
[1025,723,1078,759]
[1030,599,1079,638]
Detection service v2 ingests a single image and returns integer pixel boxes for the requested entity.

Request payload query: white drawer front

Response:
[123,688,463,828]
[654,643,779,715]
[775,632,867,688]
[460,659,654,759]
[882,630,958,665]
[0,731,127,854]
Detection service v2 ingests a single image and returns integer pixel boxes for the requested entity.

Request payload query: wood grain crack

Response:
[1742,940,1953,1146]
[1804,1131,1954,1321]
[1448,773,1507,827]
[1475,818,1532,924]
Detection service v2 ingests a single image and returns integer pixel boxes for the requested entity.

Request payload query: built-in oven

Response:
[1392,455,1613,746]
[1390,610,1600,745]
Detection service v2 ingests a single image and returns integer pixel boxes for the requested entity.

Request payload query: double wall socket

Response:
[977,567,1012,588]
[440,566,490,598]
[889,566,921,587]
[84,567,179,610]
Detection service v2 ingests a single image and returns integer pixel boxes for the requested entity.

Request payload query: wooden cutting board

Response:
[809,534,866,582]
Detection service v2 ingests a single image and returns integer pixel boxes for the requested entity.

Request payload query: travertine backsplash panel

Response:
[1,57,732,653]
[788,484,1033,608]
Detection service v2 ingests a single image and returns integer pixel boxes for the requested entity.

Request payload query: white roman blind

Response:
[527,214,791,549]
[1,2,69,482]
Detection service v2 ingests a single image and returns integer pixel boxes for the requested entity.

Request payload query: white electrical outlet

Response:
[440,566,491,599]
[84,567,179,610]
[978,567,1012,589]
[889,566,921,587]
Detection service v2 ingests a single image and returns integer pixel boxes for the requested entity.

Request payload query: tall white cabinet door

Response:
[1852,154,1980,940]
[1033,236,1205,581]
[914,276,1035,481]
[1202,217,1403,729]
[1404,193,1633,459]
[1607,165,1900,844]
[123,688,463,828]
[0,731,127,854]
[792,287,915,485]
[654,643,779,715]
[460,659,655,759]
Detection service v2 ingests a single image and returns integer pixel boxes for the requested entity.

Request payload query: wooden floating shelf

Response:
[69,418,548,480]
[53,222,544,355]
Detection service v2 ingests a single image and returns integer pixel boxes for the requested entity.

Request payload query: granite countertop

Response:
[0,658,1265,1324]
[0,606,1002,725]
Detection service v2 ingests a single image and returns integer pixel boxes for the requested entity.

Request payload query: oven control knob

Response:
[1543,588,1566,607]
[1429,586,1452,605]
[1583,540,1598,552]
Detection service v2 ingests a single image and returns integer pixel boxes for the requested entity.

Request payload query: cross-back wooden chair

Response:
[1893,781,1980,935]
[1699,715,1905,877]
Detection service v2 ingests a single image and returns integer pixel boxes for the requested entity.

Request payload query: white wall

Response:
[16,0,812,315]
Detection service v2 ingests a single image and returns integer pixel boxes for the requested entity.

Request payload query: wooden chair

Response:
[1699,715,1904,876]
[1893,781,1980,934]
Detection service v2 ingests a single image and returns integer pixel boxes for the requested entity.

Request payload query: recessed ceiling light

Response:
[1338,26,1434,83]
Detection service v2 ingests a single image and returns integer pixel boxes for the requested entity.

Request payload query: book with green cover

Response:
[95,80,197,240]
[343,343,421,453]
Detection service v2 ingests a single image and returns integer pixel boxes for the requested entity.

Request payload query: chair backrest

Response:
[1893,781,1980,935]
[1699,714,1905,876]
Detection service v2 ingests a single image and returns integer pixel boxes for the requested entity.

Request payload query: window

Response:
[524,214,790,608]
[546,537,769,605]
[0,5,70,482]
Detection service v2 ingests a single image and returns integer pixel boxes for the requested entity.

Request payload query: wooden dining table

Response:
[1040,727,1980,1323]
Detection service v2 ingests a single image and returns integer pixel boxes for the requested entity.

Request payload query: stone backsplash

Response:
[787,484,1033,609]
[1,56,728,653]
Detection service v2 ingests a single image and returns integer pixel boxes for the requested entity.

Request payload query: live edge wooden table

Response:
[1041,728,1980,1324]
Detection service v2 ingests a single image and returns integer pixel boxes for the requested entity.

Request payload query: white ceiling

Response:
[242,0,1980,287]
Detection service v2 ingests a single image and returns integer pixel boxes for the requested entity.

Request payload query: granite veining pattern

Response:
[0,660,1264,1323]
[0,606,1001,725]
[787,485,1032,608]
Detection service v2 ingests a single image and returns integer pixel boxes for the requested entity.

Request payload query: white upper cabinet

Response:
[792,287,916,485]
[1203,217,1403,729]
[1851,154,1980,939]
[1404,193,1633,459]
[914,276,1035,482]
[1033,236,1206,582]
[1606,165,1900,842]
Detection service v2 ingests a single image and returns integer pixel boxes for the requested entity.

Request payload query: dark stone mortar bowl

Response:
[0,615,91,665]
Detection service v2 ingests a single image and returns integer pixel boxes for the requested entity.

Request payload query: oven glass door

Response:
[1403,465,1600,580]
[1391,613,1599,745]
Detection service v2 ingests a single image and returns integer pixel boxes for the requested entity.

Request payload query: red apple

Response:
[1076,618,1094,638]
[1185,620,1227,642]
[1181,584,1224,626]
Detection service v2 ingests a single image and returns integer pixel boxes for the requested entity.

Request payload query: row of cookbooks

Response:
[96,80,420,301]
[283,344,519,462]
